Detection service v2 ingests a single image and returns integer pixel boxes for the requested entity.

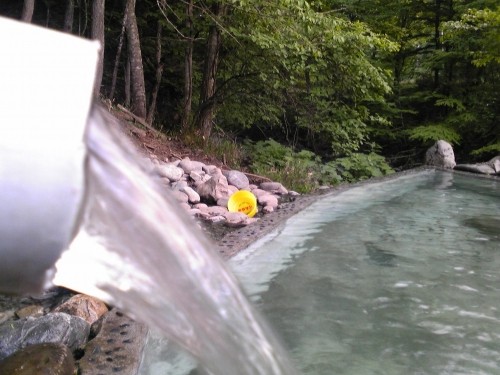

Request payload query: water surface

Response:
[231,171,500,374]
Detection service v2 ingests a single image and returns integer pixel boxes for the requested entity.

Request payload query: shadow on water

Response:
[364,241,397,267]
[462,216,500,241]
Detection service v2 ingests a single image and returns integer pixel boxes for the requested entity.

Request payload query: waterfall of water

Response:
[53,106,298,375]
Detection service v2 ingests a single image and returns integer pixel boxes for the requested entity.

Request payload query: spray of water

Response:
[53,106,298,375]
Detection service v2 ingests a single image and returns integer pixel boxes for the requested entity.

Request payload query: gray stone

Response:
[0,312,90,360]
[207,215,226,223]
[203,165,220,175]
[250,188,269,198]
[0,342,75,375]
[196,174,230,203]
[224,212,250,227]
[223,170,250,190]
[260,181,288,194]
[217,197,229,208]
[170,190,189,204]
[178,185,201,204]
[15,305,45,319]
[156,163,184,181]
[454,163,496,175]
[189,170,209,184]
[200,206,229,216]
[179,158,205,174]
[263,205,275,214]
[258,194,279,209]
[425,140,456,169]
[78,309,148,375]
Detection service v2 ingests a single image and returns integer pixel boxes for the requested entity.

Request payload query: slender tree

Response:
[147,21,163,125]
[63,0,74,33]
[21,0,35,23]
[181,0,194,130]
[125,0,147,118]
[195,3,226,140]
[91,0,105,97]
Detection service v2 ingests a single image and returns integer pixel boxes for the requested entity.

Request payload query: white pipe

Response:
[0,17,99,294]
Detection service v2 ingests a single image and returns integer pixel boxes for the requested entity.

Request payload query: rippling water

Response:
[232,171,500,375]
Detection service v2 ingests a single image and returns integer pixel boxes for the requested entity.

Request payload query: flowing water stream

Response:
[53,107,298,375]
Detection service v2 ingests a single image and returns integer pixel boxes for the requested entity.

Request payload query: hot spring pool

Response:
[231,170,500,374]
[140,170,500,374]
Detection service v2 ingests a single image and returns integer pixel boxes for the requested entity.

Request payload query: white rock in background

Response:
[223,170,250,190]
[258,194,279,209]
[179,158,205,173]
[170,190,189,204]
[425,140,456,169]
[260,181,288,194]
[156,163,184,181]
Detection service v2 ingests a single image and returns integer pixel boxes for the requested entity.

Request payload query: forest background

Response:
[2,0,499,192]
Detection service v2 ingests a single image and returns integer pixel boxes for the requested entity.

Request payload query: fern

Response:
[470,143,500,156]
[408,124,461,145]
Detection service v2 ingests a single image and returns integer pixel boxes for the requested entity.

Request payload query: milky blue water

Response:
[231,170,500,375]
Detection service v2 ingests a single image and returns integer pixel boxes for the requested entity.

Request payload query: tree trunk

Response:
[181,0,194,130]
[21,0,35,23]
[125,56,131,107]
[91,0,105,97]
[147,21,163,125]
[125,0,147,119]
[195,3,225,140]
[110,4,128,100]
[63,0,74,33]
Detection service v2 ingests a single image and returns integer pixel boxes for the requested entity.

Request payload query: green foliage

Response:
[471,143,500,157]
[408,124,462,145]
[328,153,394,183]
[244,140,393,192]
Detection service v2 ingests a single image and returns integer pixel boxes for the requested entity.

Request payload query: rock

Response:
[170,189,189,204]
[258,194,279,209]
[207,215,226,223]
[193,203,208,210]
[15,305,44,319]
[0,342,75,375]
[179,186,201,203]
[156,163,184,181]
[454,163,496,175]
[189,170,210,184]
[425,140,456,169]
[224,212,250,227]
[217,197,229,208]
[180,202,192,211]
[200,206,229,216]
[53,294,108,325]
[0,312,90,360]
[490,155,500,173]
[251,188,269,199]
[78,309,148,375]
[223,170,250,190]
[227,185,239,196]
[179,158,205,174]
[263,206,274,214]
[260,181,288,194]
[203,165,220,175]
[196,173,230,203]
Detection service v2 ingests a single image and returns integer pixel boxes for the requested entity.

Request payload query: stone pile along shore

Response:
[146,155,299,227]
[0,156,302,375]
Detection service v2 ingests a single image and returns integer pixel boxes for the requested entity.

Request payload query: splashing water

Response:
[53,107,298,375]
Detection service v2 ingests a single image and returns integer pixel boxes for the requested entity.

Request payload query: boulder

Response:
[156,163,184,181]
[0,312,90,360]
[179,158,205,174]
[15,305,44,319]
[223,170,250,190]
[170,190,189,204]
[258,194,279,209]
[0,343,75,375]
[454,155,500,175]
[196,173,230,203]
[260,182,288,194]
[78,309,148,375]
[425,140,456,169]
[53,294,108,325]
